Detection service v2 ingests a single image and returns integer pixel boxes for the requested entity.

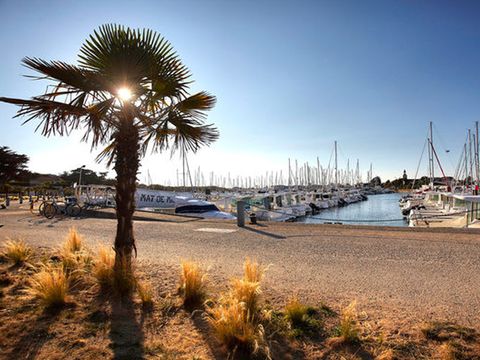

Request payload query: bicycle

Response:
[42,197,82,219]
[30,198,49,216]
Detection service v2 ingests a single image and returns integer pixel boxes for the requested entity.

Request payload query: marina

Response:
[2,3,480,359]
[301,193,406,226]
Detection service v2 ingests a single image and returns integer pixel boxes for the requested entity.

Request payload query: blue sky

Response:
[1,0,479,183]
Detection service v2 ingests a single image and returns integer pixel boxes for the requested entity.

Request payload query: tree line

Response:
[0,146,114,193]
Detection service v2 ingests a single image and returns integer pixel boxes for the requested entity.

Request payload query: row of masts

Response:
[171,141,374,189]
[452,121,480,190]
[422,121,479,192]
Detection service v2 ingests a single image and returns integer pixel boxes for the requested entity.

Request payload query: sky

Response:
[1,0,480,184]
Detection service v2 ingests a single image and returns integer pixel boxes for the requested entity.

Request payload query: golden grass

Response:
[3,239,32,265]
[207,296,265,353]
[137,280,154,306]
[58,229,91,276]
[64,227,83,253]
[243,257,266,282]
[93,246,115,288]
[93,246,135,296]
[231,278,261,319]
[284,296,309,326]
[376,348,394,360]
[179,260,207,306]
[206,258,271,356]
[26,264,69,308]
[438,342,457,360]
[59,247,92,276]
[339,300,360,343]
[228,258,267,319]
[112,255,136,296]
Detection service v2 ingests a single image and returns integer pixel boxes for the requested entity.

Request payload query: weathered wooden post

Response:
[19,192,23,204]
[237,200,245,227]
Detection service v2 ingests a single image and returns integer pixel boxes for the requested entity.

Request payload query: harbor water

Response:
[301,193,407,227]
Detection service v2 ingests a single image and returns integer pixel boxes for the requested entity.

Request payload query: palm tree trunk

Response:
[113,116,139,279]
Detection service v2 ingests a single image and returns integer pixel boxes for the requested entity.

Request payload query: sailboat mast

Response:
[464,143,469,190]
[429,121,435,189]
[295,160,299,190]
[317,157,320,187]
[288,158,291,188]
[475,121,480,191]
[334,140,338,188]
[468,129,474,185]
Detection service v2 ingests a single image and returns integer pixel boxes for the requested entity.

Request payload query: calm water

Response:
[301,193,407,227]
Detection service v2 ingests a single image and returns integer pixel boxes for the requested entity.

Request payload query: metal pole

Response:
[78,165,85,187]
[469,129,473,185]
[476,121,479,185]
[334,140,338,188]
[429,121,435,189]
[464,143,469,190]
[237,200,245,227]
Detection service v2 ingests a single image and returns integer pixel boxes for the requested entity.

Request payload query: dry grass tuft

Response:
[26,264,69,308]
[338,300,360,343]
[228,258,268,319]
[137,280,154,306]
[231,278,261,319]
[243,257,266,283]
[179,260,207,307]
[285,296,309,326]
[3,239,32,265]
[93,246,135,296]
[206,258,271,357]
[438,343,457,360]
[93,246,115,288]
[112,255,136,296]
[207,296,267,356]
[284,296,322,337]
[58,229,92,276]
[64,227,83,253]
[376,348,395,360]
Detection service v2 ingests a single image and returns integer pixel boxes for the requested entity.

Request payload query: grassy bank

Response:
[0,230,479,359]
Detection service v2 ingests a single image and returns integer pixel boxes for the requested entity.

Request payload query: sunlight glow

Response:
[117,87,132,101]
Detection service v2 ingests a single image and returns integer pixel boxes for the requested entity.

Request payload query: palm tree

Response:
[0,24,218,283]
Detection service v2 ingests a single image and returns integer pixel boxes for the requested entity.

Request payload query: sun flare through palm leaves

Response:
[116,87,133,101]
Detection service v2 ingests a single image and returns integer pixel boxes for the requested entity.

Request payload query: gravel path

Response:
[1,207,479,327]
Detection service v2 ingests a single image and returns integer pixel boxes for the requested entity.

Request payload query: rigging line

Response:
[453,144,465,187]
[336,143,348,163]
[429,139,449,184]
[432,123,456,170]
[412,139,427,191]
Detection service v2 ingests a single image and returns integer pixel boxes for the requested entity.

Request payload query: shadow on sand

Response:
[242,225,287,240]
[5,304,70,360]
[109,298,145,360]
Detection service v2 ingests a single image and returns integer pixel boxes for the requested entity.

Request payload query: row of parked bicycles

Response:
[32,196,83,219]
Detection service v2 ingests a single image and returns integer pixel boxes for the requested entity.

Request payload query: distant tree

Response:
[60,167,114,186]
[370,176,382,187]
[0,146,30,191]
[0,25,218,288]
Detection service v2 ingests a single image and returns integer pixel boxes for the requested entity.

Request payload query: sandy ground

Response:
[1,206,480,328]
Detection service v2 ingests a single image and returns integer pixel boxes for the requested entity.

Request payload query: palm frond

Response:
[175,92,216,121]
[78,24,191,98]
[0,96,88,136]
[158,112,219,153]
[95,139,117,166]
[22,57,108,93]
